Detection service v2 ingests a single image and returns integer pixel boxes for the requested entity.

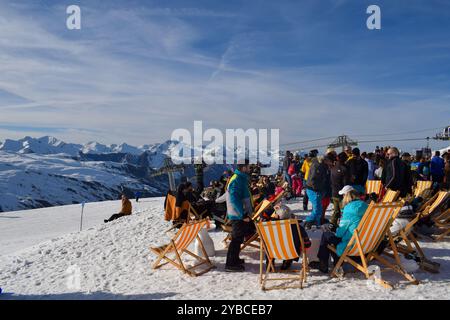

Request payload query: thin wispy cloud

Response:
[0,0,448,151]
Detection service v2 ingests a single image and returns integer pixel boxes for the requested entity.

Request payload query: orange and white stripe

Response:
[414,181,433,197]
[174,220,206,251]
[366,180,383,196]
[347,203,398,256]
[257,220,299,260]
[427,191,449,215]
[382,189,399,203]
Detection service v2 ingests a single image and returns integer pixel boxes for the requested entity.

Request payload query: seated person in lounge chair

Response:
[262,203,311,270]
[313,186,367,273]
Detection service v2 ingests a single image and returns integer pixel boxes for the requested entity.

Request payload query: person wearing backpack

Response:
[304,154,334,229]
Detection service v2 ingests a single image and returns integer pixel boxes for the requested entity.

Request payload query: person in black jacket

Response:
[330,152,350,229]
[382,147,413,197]
[346,148,368,194]
[304,154,334,229]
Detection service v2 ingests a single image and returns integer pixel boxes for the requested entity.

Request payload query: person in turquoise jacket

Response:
[225,160,255,272]
[313,185,368,273]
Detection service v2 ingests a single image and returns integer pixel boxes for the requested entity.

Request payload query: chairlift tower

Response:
[150,157,185,192]
[328,135,358,152]
[433,126,450,141]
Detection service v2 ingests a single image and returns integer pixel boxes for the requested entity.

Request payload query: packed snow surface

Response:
[0,197,449,300]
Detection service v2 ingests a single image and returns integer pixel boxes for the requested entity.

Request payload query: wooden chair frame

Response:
[151,219,215,277]
[387,191,449,272]
[432,205,450,241]
[328,202,418,289]
[256,219,308,291]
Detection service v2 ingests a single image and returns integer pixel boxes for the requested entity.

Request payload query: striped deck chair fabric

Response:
[366,180,383,196]
[151,219,215,276]
[258,220,299,260]
[425,191,449,216]
[346,203,397,256]
[382,189,400,203]
[414,181,433,197]
[329,202,418,288]
[256,219,307,290]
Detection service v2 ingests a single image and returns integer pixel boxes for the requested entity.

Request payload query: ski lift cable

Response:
[280,136,336,146]
[349,126,447,138]
[358,137,428,143]
[282,137,429,152]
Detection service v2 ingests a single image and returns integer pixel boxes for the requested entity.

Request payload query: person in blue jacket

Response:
[313,185,368,273]
[430,151,445,184]
[225,159,254,272]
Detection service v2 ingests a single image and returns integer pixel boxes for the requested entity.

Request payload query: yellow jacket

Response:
[301,159,312,180]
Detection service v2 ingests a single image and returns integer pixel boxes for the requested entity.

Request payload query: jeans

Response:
[317,231,341,265]
[303,180,309,210]
[226,220,255,266]
[305,189,323,225]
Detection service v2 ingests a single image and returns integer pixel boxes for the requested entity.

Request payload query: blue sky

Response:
[0,0,449,152]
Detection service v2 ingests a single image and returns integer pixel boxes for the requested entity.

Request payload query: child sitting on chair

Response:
[264,203,311,270]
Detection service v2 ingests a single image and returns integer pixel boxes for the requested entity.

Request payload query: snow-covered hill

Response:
[0,151,168,212]
[0,136,232,212]
[0,198,449,300]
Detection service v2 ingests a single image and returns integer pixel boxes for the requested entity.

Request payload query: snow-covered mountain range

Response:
[0,136,229,213]
[0,135,175,157]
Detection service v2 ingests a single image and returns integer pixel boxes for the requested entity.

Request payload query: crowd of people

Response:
[107,144,450,275]
[215,145,448,273]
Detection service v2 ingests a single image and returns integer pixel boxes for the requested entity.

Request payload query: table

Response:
[305,228,323,262]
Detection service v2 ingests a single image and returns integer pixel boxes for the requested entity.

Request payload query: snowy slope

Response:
[0,151,167,212]
[0,198,449,300]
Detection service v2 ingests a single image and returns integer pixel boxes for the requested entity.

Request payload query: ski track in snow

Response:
[0,197,449,300]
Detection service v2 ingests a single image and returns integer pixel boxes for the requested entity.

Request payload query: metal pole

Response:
[80,202,85,232]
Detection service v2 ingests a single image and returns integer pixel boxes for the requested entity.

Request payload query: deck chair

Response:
[433,208,450,241]
[414,181,433,198]
[328,202,418,289]
[164,192,208,232]
[269,190,286,205]
[256,219,308,291]
[390,191,449,271]
[382,189,400,203]
[151,219,215,276]
[366,180,383,197]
